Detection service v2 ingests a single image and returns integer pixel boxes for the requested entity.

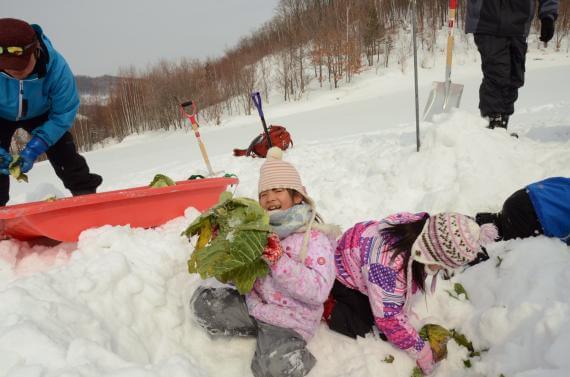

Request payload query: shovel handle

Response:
[445,0,457,83]
[251,91,272,149]
[251,92,264,118]
[179,101,214,176]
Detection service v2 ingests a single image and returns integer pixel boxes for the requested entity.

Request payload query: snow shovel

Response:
[251,92,272,150]
[423,0,464,121]
[180,101,215,176]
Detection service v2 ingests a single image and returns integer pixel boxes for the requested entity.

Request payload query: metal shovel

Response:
[423,0,463,121]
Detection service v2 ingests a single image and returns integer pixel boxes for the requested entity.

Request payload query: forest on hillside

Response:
[44,0,570,152]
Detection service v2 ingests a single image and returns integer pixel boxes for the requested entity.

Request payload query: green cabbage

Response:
[149,174,176,187]
[183,191,271,294]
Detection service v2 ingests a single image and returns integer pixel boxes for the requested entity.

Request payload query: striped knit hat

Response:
[402,212,498,312]
[258,147,314,207]
[411,212,498,269]
[258,147,317,261]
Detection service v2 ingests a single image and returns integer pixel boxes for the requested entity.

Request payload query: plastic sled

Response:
[0,177,238,242]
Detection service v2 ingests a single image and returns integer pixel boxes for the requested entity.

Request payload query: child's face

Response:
[259,188,303,211]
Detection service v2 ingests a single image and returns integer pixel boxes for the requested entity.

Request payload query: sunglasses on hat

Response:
[0,41,36,56]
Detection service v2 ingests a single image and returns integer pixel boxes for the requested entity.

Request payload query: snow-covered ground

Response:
[0,44,569,376]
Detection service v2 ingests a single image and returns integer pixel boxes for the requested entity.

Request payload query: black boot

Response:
[475,212,500,227]
[487,114,509,130]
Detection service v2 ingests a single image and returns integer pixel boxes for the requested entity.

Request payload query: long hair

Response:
[380,214,429,292]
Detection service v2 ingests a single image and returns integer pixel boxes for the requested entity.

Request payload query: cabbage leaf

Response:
[184,192,271,294]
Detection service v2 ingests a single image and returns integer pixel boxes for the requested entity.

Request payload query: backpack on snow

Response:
[233,125,293,158]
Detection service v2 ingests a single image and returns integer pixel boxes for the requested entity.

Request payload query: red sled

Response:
[0,177,238,242]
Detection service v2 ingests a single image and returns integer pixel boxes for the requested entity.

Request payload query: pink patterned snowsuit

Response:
[334,212,430,360]
[246,229,337,341]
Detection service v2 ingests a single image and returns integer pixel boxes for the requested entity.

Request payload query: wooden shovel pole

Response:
[180,102,215,176]
[445,0,457,94]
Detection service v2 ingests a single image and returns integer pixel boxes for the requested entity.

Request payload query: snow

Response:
[1,43,569,376]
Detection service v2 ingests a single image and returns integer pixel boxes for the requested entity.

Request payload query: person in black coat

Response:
[465,0,559,130]
[475,177,570,245]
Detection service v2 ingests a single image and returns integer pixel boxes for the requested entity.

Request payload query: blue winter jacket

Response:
[0,25,79,146]
[527,177,570,245]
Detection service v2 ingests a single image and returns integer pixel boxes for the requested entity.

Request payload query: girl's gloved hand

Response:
[0,147,12,175]
[262,233,283,265]
[417,343,435,375]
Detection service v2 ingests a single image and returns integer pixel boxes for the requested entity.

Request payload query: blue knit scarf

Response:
[269,204,313,239]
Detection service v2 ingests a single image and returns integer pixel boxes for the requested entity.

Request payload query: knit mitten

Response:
[417,343,435,375]
[262,233,283,265]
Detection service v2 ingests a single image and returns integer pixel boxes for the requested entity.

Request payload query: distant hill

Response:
[75,75,119,96]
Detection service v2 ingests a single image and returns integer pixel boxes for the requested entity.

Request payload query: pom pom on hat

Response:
[479,223,499,245]
[266,146,283,161]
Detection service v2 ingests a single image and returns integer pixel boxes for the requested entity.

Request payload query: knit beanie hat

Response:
[0,18,38,71]
[258,147,314,207]
[411,212,499,269]
[258,147,319,261]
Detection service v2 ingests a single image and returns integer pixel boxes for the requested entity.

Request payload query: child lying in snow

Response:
[191,147,340,377]
[476,177,570,245]
[323,212,498,375]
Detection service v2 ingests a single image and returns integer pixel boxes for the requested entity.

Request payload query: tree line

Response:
[68,0,570,152]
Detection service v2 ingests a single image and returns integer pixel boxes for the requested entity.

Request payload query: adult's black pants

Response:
[0,113,102,206]
[474,34,527,117]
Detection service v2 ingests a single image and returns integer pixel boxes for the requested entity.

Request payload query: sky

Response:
[0,30,569,376]
[3,0,280,77]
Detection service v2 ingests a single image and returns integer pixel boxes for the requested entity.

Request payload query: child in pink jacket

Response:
[324,212,497,375]
[192,147,339,377]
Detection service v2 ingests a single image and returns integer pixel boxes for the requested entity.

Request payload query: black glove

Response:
[540,17,555,43]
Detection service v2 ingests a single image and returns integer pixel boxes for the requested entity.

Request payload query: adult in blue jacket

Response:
[476,177,570,245]
[0,18,102,206]
[465,0,559,130]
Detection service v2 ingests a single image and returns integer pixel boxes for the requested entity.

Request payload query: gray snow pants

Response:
[191,286,316,377]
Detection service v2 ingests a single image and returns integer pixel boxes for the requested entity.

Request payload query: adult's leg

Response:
[191,286,257,337]
[0,118,20,206]
[251,321,316,377]
[17,114,102,196]
[504,36,528,116]
[474,34,512,118]
[41,132,102,195]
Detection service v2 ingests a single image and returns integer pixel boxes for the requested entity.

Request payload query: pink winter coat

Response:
[246,229,337,341]
[334,212,429,360]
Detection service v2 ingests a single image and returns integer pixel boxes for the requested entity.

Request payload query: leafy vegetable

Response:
[450,329,475,353]
[383,355,394,363]
[419,324,451,362]
[8,155,28,182]
[411,366,423,377]
[184,191,272,294]
[446,282,470,301]
[419,324,481,369]
[496,256,503,268]
[149,174,176,187]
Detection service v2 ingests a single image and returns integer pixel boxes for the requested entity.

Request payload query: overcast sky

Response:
[3,0,280,77]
